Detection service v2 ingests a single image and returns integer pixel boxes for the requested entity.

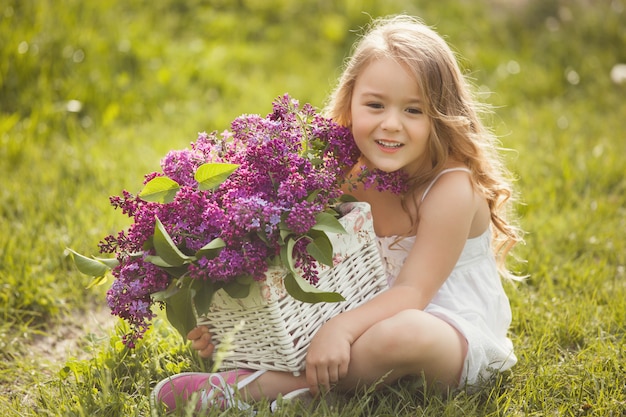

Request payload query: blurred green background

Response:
[1,0,625,415]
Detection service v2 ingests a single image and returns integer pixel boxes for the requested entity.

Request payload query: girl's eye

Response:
[406,107,422,115]
[366,102,383,109]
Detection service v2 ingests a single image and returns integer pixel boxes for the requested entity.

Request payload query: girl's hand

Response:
[187,326,215,359]
[305,319,352,395]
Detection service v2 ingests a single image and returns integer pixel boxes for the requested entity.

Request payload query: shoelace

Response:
[200,373,253,411]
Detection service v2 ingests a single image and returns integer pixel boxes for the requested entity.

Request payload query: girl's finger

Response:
[328,365,340,385]
[306,365,319,396]
[190,332,212,350]
[187,326,208,340]
[315,365,331,393]
[198,343,215,359]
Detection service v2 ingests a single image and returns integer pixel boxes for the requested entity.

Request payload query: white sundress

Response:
[376,168,517,388]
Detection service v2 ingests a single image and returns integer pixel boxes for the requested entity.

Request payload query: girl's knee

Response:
[347,310,466,387]
[365,310,465,364]
[366,310,439,356]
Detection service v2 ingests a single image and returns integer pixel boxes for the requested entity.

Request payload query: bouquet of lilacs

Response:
[69,94,406,347]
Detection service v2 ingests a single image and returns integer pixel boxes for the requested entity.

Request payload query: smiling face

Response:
[350,57,432,176]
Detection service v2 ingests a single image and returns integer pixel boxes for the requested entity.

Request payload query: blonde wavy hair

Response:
[324,15,523,275]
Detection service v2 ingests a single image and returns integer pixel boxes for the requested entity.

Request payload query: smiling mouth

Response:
[375,140,403,149]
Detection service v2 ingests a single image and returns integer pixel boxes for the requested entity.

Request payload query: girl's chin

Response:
[367,162,406,173]
[358,155,409,174]
[376,166,404,173]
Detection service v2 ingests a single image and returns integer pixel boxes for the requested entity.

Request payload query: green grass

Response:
[2,0,625,415]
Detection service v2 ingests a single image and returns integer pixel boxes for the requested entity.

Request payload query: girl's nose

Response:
[380,110,402,132]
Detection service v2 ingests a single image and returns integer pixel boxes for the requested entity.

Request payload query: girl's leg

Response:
[337,309,467,391]
[247,309,466,398]
[153,309,466,410]
[242,371,308,401]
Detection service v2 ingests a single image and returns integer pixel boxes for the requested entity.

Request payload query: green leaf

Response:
[195,163,239,191]
[306,232,334,266]
[164,286,197,341]
[93,257,120,269]
[192,280,217,317]
[67,248,116,277]
[281,236,343,302]
[256,229,270,245]
[222,279,252,299]
[195,237,226,259]
[279,226,291,245]
[306,189,320,203]
[284,238,297,272]
[235,275,254,285]
[144,255,173,268]
[86,275,109,289]
[162,265,191,278]
[142,236,154,251]
[139,176,180,203]
[153,217,193,267]
[311,211,347,234]
[338,194,358,203]
[151,280,181,302]
[144,257,190,278]
[283,272,345,303]
[308,157,324,167]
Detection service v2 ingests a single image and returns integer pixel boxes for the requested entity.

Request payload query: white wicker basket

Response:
[197,202,387,373]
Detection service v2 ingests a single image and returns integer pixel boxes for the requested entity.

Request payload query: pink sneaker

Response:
[150,369,266,414]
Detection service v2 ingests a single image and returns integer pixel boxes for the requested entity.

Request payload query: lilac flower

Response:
[160,149,205,187]
[106,257,170,342]
[97,93,404,345]
[285,201,322,234]
[356,166,410,194]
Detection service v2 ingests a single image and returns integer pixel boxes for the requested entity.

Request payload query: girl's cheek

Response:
[351,129,367,153]
[350,118,367,143]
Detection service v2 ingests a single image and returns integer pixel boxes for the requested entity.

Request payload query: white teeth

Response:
[376,140,402,148]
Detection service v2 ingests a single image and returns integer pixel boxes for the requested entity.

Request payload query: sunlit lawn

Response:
[1,0,625,415]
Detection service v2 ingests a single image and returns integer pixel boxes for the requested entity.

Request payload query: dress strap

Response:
[421,168,472,203]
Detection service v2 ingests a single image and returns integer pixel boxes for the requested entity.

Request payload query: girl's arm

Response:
[306,171,481,392]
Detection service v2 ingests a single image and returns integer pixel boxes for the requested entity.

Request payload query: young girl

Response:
[151,14,522,413]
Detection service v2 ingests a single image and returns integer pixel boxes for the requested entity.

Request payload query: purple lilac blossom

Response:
[106,257,170,344]
[99,93,405,345]
[160,148,205,188]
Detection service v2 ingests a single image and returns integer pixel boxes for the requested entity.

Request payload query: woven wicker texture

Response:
[197,202,387,373]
